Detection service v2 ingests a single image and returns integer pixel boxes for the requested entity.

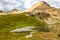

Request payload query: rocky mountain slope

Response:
[25,1,60,24]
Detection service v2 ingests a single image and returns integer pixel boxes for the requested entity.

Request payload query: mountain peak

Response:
[39,1,50,6]
[25,1,50,12]
[39,1,48,3]
[34,1,50,8]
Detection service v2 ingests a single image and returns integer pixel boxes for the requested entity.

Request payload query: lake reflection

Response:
[45,24,60,33]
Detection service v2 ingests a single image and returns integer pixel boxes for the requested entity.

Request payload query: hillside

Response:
[0,12,44,34]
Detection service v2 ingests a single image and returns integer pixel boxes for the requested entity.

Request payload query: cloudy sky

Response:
[0,0,60,11]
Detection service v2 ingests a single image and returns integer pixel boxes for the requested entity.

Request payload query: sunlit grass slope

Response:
[0,12,45,34]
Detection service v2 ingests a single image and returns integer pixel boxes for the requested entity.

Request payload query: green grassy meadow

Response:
[0,12,46,40]
[0,12,44,34]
